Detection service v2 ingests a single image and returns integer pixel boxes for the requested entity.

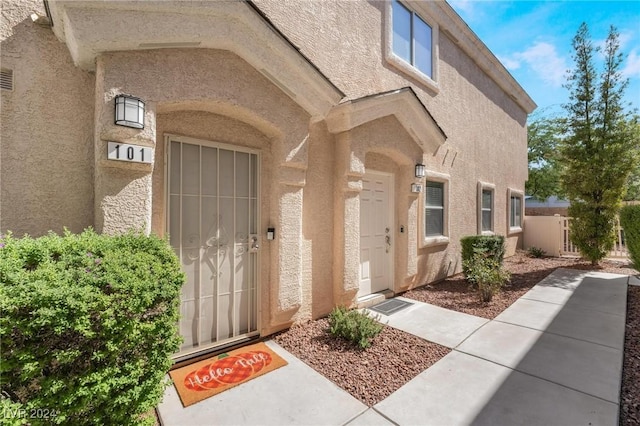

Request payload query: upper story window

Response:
[392,0,433,78]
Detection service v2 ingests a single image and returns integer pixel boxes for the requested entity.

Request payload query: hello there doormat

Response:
[169,342,288,407]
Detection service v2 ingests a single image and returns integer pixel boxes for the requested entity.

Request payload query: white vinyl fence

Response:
[524,215,629,259]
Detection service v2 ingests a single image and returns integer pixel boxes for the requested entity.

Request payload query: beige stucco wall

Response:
[93,47,315,334]
[1,0,532,339]
[1,0,95,236]
[255,0,528,287]
[302,121,336,319]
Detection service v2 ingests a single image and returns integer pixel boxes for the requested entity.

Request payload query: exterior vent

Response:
[1,69,13,91]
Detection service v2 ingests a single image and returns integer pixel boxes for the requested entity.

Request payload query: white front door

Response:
[358,171,393,297]
[167,136,260,358]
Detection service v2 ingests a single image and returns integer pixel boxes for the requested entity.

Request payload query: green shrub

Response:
[0,394,27,426]
[328,306,383,349]
[460,235,506,283]
[0,229,185,425]
[462,254,511,302]
[620,205,640,269]
[527,246,546,258]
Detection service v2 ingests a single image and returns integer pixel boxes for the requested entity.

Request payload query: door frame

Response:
[359,169,395,297]
[164,133,262,360]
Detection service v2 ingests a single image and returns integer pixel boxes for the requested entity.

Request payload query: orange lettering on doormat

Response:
[169,342,287,407]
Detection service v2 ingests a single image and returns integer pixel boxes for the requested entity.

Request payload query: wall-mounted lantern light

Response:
[415,163,426,178]
[411,183,423,193]
[115,94,145,129]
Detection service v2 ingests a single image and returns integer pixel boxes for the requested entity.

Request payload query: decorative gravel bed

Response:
[275,252,638,417]
[621,285,640,426]
[403,252,637,319]
[273,318,450,406]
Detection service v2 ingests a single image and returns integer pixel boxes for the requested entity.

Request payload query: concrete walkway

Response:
[158,340,367,425]
[374,269,628,425]
[158,268,631,425]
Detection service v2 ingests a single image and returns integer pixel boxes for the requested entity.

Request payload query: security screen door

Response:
[167,136,259,358]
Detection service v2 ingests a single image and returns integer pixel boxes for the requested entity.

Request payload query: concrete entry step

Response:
[356,289,394,309]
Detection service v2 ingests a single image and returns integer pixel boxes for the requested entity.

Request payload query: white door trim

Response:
[358,170,394,297]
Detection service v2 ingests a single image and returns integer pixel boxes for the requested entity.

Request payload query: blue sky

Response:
[448,0,640,116]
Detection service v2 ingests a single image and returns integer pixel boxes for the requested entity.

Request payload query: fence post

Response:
[555,215,562,257]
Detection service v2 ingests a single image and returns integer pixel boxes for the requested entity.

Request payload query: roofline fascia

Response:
[245,0,346,100]
[431,1,537,114]
[346,87,447,141]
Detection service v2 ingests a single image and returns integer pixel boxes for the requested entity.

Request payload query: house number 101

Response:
[107,142,153,164]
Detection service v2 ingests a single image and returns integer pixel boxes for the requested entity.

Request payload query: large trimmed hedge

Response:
[460,235,506,283]
[0,230,184,425]
[620,205,640,270]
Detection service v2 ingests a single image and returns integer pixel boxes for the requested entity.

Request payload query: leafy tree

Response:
[623,118,640,201]
[560,23,640,265]
[625,168,640,201]
[526,112,566,200]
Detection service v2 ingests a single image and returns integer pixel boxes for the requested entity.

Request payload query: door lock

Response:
[249,234,259,252]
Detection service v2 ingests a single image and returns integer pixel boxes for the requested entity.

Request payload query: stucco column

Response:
[333,134,364,307]
[270,163,306,324]
[402,192,420,289]
[93,57,155,235]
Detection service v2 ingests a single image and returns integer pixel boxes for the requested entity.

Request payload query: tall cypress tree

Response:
[561,23,639,265]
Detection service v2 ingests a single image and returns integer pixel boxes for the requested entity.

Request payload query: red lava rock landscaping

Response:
[621,284,640,426]
[275,251,639,420]
[273,318,450,406]
[403,252,637,319]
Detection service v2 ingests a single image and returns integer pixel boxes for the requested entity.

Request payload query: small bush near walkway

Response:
[0,229,185,425]
[461,235,506,284]
[328,306,383,349]
[527,246,546,258]
[462,254,511,302]
[620,205,640,270]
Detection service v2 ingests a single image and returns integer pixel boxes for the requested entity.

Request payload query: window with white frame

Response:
[478,183,495,234]
[422,171,450,246]
[388,0,437,86]
[426,181,444,236]
[509,190,523,231]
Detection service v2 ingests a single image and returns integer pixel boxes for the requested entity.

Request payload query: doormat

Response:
[369,298,413,316]
[169,342,288,407]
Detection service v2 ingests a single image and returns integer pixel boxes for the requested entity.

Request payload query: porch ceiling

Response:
[325,88,447,153]
[45,0,343,118]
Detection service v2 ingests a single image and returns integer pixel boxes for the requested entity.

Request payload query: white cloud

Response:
[447,0,475,15]
[622,49,640,78]
[595,31,633,53]
[510,42,569,88]
[497,55,521,71]
[618,32,633,50]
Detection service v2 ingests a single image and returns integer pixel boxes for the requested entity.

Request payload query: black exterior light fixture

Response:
[415,163,426,178]
[115,94,145,129]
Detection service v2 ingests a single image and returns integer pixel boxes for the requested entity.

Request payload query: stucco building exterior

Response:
[1,0,535,359]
